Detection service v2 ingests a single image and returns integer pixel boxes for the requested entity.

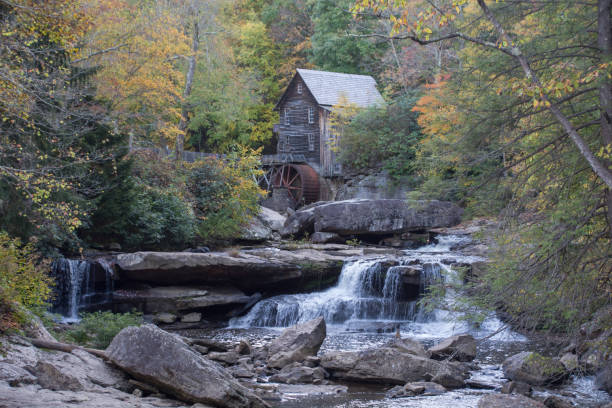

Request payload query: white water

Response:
[231,235,524,341]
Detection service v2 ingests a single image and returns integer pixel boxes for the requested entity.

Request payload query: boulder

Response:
[542,396,574,408]
[502,352,568,386]
[320,346,467,387]
[477,394,546,408]
[428,334,477,362]
[0,362,36,386]
[501,381,532,396]
[385,337,428,357]
[559,353,579,372]
[310,199,462,236]
[31,361,85,391]
[281,208,316,237]
[240,207,286,242]
[181,312,202,323]
[386,381,446,398]
[114,249,344,294]
[106,324,268,408]
[153,312,177,324]
[114,285,250,314]
[269,363,327,384]
[267,317,326,369]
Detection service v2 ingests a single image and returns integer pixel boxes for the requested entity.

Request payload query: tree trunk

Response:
[477,0,612,191]
[176,20,199,161]
[598,0,612,233]
[29,338,108,360]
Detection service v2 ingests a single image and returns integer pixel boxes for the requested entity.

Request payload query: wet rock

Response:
[267,317,326,369]
[153,313,177,324]
[320,346,467,387]
[240,207,286,242]
[542,395,574,408]
[269,362,327,384]
[502,352,568,386]
[281,208,316,237]
[428,334,477,362]
[179,312,200,323]
[275,383,347,397]
[106,324,268,407]
[501,381,532,397]
[477,394,546,408]
[303,356,321,368]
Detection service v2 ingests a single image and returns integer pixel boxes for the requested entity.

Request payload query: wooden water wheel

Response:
[272,163,320,204]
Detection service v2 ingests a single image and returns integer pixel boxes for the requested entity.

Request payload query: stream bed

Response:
[179,236,611,408]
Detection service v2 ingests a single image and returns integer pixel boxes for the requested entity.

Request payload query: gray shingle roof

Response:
[296,68,385,108]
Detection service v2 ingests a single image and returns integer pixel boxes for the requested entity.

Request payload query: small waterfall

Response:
[51,259,115,321]
[231,258,438,328]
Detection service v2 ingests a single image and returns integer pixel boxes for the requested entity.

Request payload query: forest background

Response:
[1,0,610,337]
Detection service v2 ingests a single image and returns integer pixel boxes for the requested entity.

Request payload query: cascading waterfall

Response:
[231,235,481,329]
[51,259,114,322]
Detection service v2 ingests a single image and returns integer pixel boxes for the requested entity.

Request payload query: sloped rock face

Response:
[267,317,326,369]
[502,352,568,386]
[320,346,468,387]
[240,207,286,242]
[428,334,477,362]
[282,199,463,238]
[106,325,268,408]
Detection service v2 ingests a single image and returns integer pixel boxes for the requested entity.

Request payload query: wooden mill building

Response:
[272,68,385,177]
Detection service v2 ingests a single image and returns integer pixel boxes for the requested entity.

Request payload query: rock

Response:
[501,381,532,396]
[193,345,209,355]
[308,199,462,236]
[207,351,240,365]
[0,362,36,386]
[106,324,268,407]
[385,337,428,357]
[310,232,344,244]
[183,246,211,253]
[477,394,546,408]
[595,361,612,394]
[30,361,85,391]
[269,363,327,384]
[303,356,321,367]
[428,334,477,362]
[236,340,253,355]
[281,208,316,237]
[114,249,344,294]
[559,353,579,372]
[267,317,326,369]
[386,381,446,398]
[542,395,574,408]
[240,207,286,241]
[502,352,568,386]
[115,286,249,315]
[180,312,201,323]
[274,383,348,397]
[153,313,177,324]
[320,346,467,387]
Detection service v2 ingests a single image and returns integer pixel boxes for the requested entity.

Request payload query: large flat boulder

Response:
[114,249,344,293]
[428,334,477,362]
[477,394,546,408]
[320,346,468,387]
[267,317,326,369]
[502,352,568,386]
[282,199,462,238]
[113,285,250,314]
[106,324,268,408]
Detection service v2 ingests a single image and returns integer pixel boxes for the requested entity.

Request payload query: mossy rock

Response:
[502,352,568,386]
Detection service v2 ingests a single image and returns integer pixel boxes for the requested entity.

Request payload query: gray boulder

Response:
[477,394,546,408]
[502,352,568,386]
[240,207,286,241]
[0,362,36,387]
[106,324,268,408]
[386,381,446,398]
[310,232,344,244]
[385,337,428,357]
[267,317,326,369]
[269,363,328,384]
[281,208,316,237]
[596,362,612,394]
[320,346,467,387]
[428,334,477,362]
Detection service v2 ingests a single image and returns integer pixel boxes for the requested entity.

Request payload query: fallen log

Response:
[27,338,108,360]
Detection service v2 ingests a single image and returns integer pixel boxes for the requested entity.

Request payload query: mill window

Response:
[308,107,314,124]
[297,82,303,94]
[284,108,290,125]
[308,133,315,151]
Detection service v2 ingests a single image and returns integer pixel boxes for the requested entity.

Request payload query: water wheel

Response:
[272,163,320,204]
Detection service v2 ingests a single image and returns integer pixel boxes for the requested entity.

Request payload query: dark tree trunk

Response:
[176,20,199,161]
[598,0,612,233]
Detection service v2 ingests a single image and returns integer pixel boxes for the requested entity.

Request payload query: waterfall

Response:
[231,258,439,328]
[51,259,115,322]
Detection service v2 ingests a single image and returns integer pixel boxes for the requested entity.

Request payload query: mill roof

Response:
[276,68,385,110]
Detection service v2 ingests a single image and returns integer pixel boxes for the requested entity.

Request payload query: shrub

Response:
[62,311,142,349]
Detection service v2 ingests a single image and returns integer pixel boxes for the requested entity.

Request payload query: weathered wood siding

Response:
[275,75,320,166]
